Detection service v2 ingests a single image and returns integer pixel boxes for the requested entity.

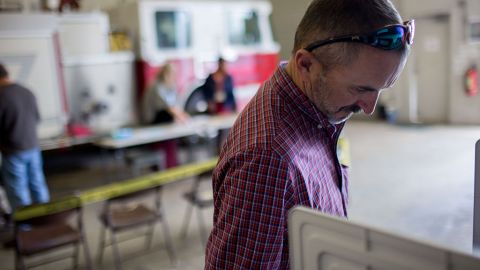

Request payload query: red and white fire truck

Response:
[108,0,280,112]
[0,0,279,145]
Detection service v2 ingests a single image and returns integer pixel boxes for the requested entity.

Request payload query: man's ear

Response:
[295,49,315,75]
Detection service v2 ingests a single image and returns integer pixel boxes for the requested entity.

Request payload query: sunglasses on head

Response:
[304,20,415,52]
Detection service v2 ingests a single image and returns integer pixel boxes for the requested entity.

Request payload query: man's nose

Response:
[357,91,380,115]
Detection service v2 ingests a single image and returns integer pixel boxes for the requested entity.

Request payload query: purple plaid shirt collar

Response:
[274,62,344,136]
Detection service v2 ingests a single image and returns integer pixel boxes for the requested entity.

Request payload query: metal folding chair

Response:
[179,170,214,246]
[14,197,92,270]
[97,186,176,270]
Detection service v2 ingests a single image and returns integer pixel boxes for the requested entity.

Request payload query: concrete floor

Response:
[1,120,479,269]
[345,121,478,253]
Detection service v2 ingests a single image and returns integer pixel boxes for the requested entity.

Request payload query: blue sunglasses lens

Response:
[371,26,405,49]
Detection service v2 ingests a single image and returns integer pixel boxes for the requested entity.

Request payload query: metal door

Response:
[413,15,450,123]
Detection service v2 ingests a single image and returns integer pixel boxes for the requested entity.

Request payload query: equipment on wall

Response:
[465,65,478,97]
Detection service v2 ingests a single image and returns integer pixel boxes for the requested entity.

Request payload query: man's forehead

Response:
[335,48,405,89]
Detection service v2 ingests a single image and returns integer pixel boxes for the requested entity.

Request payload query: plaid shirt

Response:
[205,64,349,269]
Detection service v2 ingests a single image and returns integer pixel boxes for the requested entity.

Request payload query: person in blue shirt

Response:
[202,57,237,114]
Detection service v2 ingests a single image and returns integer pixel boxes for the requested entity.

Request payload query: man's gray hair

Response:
[293,0,408,70]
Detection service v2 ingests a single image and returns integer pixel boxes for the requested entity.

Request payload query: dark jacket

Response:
[202,73,237,113]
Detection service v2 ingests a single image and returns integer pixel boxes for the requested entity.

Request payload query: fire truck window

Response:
[228,11,261,46]
[155,11,191,49]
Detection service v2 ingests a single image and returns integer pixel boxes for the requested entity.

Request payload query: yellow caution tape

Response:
[14,196,82,223]
[15,158,218,221]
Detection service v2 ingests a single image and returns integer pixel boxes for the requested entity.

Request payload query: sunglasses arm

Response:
[305,36,363,52]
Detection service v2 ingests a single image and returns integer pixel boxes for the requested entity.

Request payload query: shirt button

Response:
[317,124,323,129]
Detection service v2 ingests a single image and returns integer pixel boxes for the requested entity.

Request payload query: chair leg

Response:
[145,221,156,250]
[97,225,107,263]
[15,252,26,270]
[81,234,94,270]
[72,242,80,269]
[197,208,209,246]
[160,220,177,265]
[179,203,194,239]
[110,230,123,270]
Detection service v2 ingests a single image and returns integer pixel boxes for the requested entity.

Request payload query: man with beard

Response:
[205,0,414,269]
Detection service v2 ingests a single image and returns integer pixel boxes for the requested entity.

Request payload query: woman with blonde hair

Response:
[142,62,189,124]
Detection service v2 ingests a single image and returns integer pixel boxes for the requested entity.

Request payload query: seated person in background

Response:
[142,62,189,124]
[202,57,237,114]
[141,63,189,168]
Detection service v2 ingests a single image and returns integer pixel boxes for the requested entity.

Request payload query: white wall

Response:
[269,0,310,61]
[269,0,480,125]
[393,0,480,124]
[447,0,480,125]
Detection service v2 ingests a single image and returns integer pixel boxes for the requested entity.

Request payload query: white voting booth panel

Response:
[474,139,480,254]
[289,206,480,270]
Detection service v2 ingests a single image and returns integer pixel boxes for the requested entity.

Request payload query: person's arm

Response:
[202,75,214,101]
[167,106,189,123]
[225,75,237,112]
[202,75,216,114]
[206,150,294,269]
[156,84,190,123]
[32,93,41,123]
